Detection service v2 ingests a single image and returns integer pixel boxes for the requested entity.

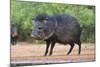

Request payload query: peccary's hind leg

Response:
[78,43,81,55]
[75,40,81,55]
[44,41,51,56]
[49,41,56,56]
[67,43,75,55]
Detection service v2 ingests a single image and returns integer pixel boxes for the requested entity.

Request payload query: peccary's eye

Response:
[43,20,47,24]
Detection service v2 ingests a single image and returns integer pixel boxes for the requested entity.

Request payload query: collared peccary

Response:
[11,24,18,45]
[31,14,82,56]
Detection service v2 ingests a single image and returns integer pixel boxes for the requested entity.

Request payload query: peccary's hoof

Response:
[44,54,47,56]
[67,53,70,55]
[67,53,69,55]
[49,53,52,56]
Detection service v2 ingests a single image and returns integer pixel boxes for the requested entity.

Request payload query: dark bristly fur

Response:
[31,14,82,56]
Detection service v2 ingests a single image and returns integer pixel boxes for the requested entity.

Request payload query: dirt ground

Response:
[11,42,95,65]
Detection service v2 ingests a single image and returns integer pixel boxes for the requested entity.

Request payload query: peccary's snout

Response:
[31,30,38,38]
[31,28,45,40]
[31,33,34,38]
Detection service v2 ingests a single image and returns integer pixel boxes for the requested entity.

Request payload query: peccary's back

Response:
[53,14,81,43]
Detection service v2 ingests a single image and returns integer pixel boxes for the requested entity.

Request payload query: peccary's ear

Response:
[43,16,48,24]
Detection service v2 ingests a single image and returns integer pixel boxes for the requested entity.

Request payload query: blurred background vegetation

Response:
[11,0,95,43]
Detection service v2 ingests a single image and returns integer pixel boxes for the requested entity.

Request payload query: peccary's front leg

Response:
[44,41,51,56]
[49,41,56,56]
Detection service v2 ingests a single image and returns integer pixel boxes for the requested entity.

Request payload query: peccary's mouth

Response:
[31,34,43,40]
